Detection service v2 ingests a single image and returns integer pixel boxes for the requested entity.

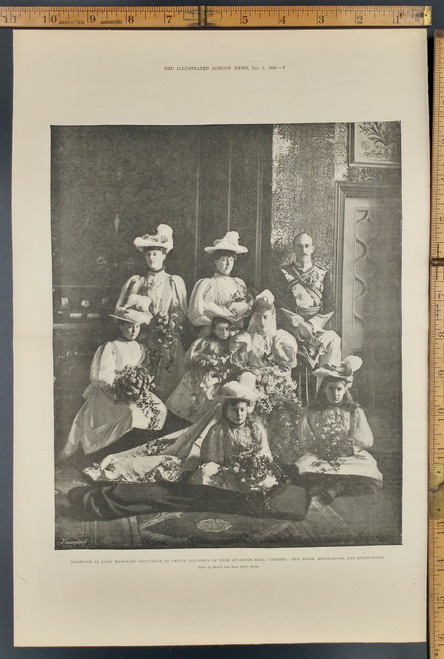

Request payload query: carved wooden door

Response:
[334,182,402,413]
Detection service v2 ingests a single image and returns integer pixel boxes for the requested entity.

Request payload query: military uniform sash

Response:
[281,264,325,311]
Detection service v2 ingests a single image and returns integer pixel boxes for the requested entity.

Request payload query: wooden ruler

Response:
[430,29,444,659]
[0,5,431,28]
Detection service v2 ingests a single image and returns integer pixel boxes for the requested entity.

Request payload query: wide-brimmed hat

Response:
[204,231,248,255]
[134,224,174,253]
[313,355,363,384]
[217,372,258,402]
[110,306,152,325]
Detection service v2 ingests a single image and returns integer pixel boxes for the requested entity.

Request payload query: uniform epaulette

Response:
[313,262,327,273]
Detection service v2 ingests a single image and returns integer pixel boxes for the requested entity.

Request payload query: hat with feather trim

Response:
[134,224,174,253]
[216,371,259,402]
[313,355,363,384]
[204,231,248,255]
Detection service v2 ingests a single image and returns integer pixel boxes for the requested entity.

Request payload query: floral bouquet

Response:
[144,311,183,370]
[310,410,354,470]
[231,363,303,463]
[188,347,233,382]
[230,287,249,304]
[109,365,162,428]
[227,286,252,324]
[252,363,302,416]
[215,442,283,493]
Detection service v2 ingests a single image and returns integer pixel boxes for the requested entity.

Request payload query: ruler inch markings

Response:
[423,28,444,659]
[430,33,444,659]
[0,5,431,28]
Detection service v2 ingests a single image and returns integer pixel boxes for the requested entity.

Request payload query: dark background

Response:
[0,1,437,657]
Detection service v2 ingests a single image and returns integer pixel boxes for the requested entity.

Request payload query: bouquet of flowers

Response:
[252,363,302,416]
[109,365,162,428]
[144,311,183,370]
[188,347,233,382]
[227,285,252,321]
[215,442,283,493]
[230,287,249,304]
[310,410,354,470]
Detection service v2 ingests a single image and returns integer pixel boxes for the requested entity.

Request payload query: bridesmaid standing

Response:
[188,231,251,331]
[115,224,187,401]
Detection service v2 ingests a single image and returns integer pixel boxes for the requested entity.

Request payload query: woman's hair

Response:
[251,298,275,315]
[211,316,231,332]
[213,249,237,262]
[116,320,137,337]
[143,245,167,255]
[309,375,358,411]
[222,398,251,414]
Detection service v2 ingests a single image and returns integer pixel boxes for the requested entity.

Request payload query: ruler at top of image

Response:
[0,5,431,28]
[430,28,444,659]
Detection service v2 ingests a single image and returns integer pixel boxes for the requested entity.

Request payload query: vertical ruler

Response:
[430,29,444,659]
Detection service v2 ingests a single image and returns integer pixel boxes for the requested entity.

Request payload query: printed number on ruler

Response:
[429,30,444,659]
[0,5,432,28]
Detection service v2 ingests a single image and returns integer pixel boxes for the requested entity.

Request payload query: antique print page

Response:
[13,29,428,646]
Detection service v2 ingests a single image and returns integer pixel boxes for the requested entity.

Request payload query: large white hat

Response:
[110,306,153,325]
[313,355,363,384]
[217,372,259,402]
[134,224,174,253]
[204,231,248,255]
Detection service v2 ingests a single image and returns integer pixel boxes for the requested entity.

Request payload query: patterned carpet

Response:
[55,464,401,550]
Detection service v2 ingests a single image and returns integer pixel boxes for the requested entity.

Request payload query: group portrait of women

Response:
[63,223,383,520]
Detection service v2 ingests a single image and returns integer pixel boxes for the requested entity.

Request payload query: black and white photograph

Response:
[53,122,402,549]
[12,28,428,646]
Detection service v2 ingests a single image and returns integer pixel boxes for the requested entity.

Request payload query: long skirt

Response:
[295,449,382,481]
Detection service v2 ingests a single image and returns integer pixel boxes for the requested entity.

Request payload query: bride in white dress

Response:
[188,231,251,331]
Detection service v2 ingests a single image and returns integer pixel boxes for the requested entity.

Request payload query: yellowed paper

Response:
[13,29,428,646]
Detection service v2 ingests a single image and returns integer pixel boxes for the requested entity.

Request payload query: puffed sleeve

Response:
[188,278,236,326]
[170,274,188,322]
[272,329,298,368]
[349,407,374,450]
[114,275,143,311]
[229,331,252,369]
[89,342,118,386]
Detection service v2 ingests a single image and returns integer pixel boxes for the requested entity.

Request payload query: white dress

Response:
[115,270,188,400]
[84,408,279,494]
[231,329,298,371]
[60,338,167,456]
[188,273,250,327]
[295,406,382,481]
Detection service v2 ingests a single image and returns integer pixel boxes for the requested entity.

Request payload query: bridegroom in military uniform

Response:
[267,231,341,368]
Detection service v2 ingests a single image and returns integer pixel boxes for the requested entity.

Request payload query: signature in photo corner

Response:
[56,537,89,548]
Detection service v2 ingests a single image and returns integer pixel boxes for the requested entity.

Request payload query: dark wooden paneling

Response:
[52,125,273,442]
[52,124,273,301]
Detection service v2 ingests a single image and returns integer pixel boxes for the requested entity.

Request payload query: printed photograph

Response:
[53,122,402,549]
